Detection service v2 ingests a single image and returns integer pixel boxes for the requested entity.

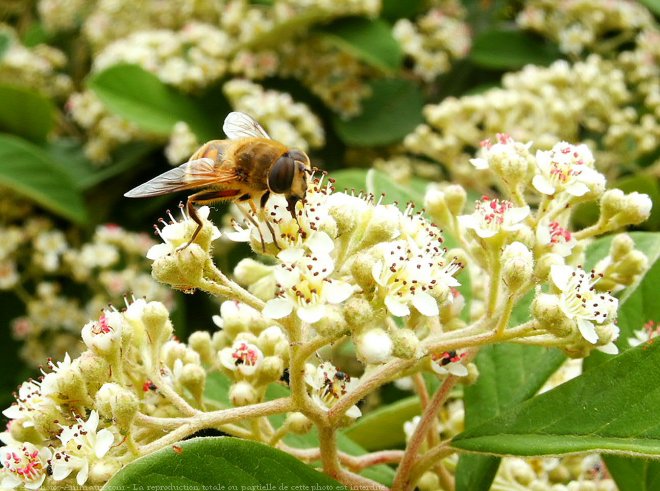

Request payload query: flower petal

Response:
[385,295,411,317]
[306,232,334,255]
[448,363,469,377]
[146,243,171,260]
[532,175,555,195]
[297,305,325,324]
[412,292,439,317]
[95,429,115,458]
[577,318,598,344]
[596,342,619,355]
[262,298,293,319]
[324,280,353,304]
[346,405,362,419]
[550,264,572,291]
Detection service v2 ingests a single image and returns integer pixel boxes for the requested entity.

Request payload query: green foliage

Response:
[0,133,87,223]
[332,78,424,146]
[318,17,403,72]
[103,437,347,489]
[452,341,660,457]
[470,28,561,69]
[0,84,55,142]
[88,64,218,140]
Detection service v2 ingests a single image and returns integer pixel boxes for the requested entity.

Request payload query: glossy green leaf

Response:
[452,342,660,457]
[366,169,426,209]
[332,78,424,147]
[470,29,561,69]
[0,33,9,60]
[103,437,347,489]
[88,64,217,140]
[47,139,155,190]
[319,17,402,72]
[603,455,660,491]
[344,396,421,450]
[204,371,232,409]
[456,343,566,491]
[380,0,424,21]
[0,84,55,142]
[638,0,660,16]
[0,133,87,223]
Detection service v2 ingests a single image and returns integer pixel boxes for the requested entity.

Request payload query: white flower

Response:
[536,220,576,257]
[628,321,659,347]
[550,265,619,344]
[40,353,74,396]
[469,133,532,172]
[532,142,603,197]
[2,381,48,427]
[372,239,460,317]
[0,442,51,489]
[304,362,360,418]
[263,251,353,324]
[81,309,124,355]
[459,197,530,239]
[147,206,220,259]
[51,411,114,486]
[403,416,421,442]
[431,350,469,377]
[219,341,264,376]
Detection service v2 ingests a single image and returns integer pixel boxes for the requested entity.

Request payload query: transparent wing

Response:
[124,158,234,197]
[223,111,270,140]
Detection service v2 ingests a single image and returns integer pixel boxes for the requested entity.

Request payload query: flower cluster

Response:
[403,53,658,187]
[0,196,172,365]
[223,79,325,152]
[518,0,654,55]
[393,4,471,82]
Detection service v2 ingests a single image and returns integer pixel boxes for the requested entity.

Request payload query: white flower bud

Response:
[390,328,420,359]
[179,363,206,403]
[285,412,313,435]
[502,241,534,292]
[151,243,206,292]
[343,296,375,329]
[610,233,634,260]
[350,251,377,291]
[233,258,273,286]
[89,460,122,483]
[417,471,440,491]
[535,253,565,281]
[313,306,348,337]
[188,331,214,365]
[95,382,139,430]
[361,204,401,249]
[600,190,652,228]
[532,293,573,337]
[143,301,173,348]
[229,381,257,406]
[257,326,287,354]
[258,356,285,384]
[356,328,393,364]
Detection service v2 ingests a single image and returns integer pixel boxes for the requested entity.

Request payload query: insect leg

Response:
[177,189,239,251]
[258,191,282,251]
[236,200,266,252]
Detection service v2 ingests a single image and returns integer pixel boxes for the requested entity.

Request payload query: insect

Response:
[124,112,313,250]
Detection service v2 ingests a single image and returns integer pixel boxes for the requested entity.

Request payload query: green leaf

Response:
[456,343,566,490]
[0,84,55,142]
[88,64,218,140]
[0,133,87,223]
[318,17,403,72]
[638,0,660,16]
[452,342,660,457]
[103,437,347,489]
[204,371,232,409]
[47,139,155,190]
[470,29,561,69]
[330,168,369,194]
[366,169,426,209]
[332,78,424,147]
[0,33,10,60]
[344,396,421,450]
[603,455,660,491]
[380,0,424,21]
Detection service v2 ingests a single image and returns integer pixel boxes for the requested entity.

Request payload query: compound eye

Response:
[268,155,295,194]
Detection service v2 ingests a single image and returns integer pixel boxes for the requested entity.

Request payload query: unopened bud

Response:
[233,258,273,286]
[188,331,214,365]
[361,204,401,249]
[151,243,206,292]
[610,233,634,260]
[600,190,652,228]
[390,328,420,359]
[258,356,284,384]
[180,363,206,403]
[143,301,173,347]
[532,293,572,337]
[502,242,534,292]
[313,306,348,337]
[95,382,139,430]
[343,296,375,329]
[229,381,257,406]
[285,412,313,435]
[350,252,377,291]
[356,328,393,364]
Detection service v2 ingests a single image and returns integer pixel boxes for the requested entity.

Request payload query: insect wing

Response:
[223,111,270,140]
[124,158,222,198]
